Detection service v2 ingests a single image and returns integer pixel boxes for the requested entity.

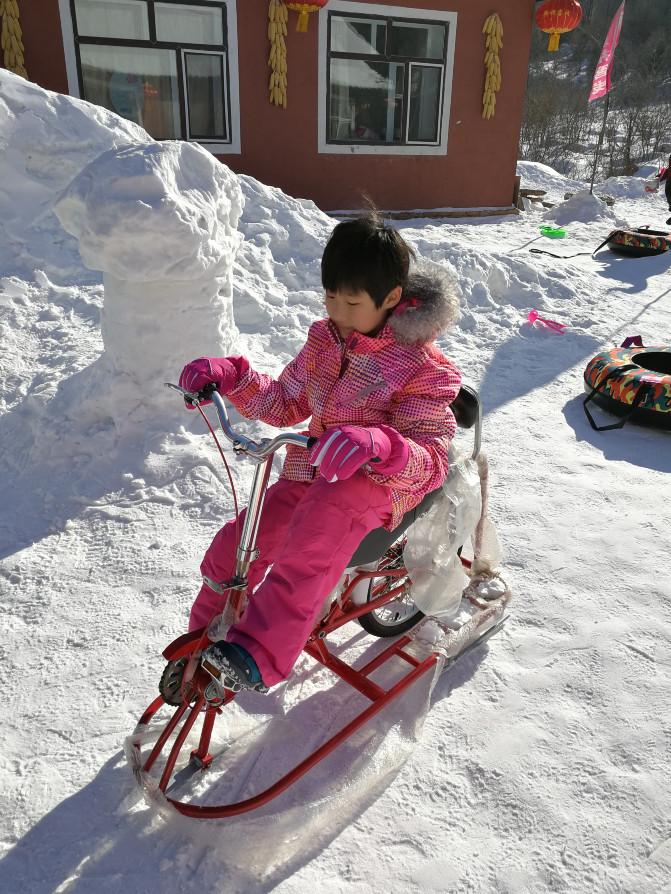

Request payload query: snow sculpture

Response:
[0,69,147,250]
[54,141,243,423]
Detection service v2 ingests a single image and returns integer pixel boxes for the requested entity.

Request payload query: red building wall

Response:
[17,0,534,212]
[19,0,69,95]
[234,0,534,211]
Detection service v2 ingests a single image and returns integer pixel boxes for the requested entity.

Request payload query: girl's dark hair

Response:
[321,212,414,307]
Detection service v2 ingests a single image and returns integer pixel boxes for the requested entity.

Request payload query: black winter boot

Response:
[201,641,268,694]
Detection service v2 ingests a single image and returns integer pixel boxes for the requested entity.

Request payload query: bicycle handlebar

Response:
[166,383,313,459]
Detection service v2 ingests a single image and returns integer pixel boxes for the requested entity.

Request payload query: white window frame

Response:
[57,0,241,154]
[181,48,229,143]
[406,61,444,146]
[318,0,457,156]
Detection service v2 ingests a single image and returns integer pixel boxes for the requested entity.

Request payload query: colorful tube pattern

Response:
[584,346,671,416]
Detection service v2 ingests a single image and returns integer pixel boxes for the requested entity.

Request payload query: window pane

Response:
[155,3,223,45]
[74,0,149,40]
[185,52,227,139]
[80,44,181,139]
[330,16,386,55]
[408,65,441,142]
[329,59,404,143]
[390,21,445,59]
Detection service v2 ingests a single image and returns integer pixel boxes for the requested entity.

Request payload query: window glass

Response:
[390,21,445,59]
[407,65,441,142]
[184,52,227,139]
[74,0,149,40]
[329,59,404,143]
[80,44,181,139]
[155,3,223,44]
[330,17,385,55]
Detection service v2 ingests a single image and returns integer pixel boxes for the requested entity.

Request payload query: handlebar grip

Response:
[184,381,218,407]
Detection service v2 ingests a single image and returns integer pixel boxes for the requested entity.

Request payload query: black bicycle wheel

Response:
[357,542,424,637]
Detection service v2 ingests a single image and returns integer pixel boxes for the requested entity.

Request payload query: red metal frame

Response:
[132,563,442,818]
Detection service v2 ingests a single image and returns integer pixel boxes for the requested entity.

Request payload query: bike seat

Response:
[451,385,480,429]
[347,484,443,568]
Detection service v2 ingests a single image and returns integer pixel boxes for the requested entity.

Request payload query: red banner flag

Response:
[588,1,626,102]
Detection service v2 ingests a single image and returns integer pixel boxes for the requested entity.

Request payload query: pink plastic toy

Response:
[527,309,566,333]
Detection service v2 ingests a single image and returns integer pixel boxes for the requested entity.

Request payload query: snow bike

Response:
[129,385,509,818]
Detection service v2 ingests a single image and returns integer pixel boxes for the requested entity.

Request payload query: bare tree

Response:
[521,1,670,181]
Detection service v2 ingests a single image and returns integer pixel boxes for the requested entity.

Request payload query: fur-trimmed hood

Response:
[388,259,460,345]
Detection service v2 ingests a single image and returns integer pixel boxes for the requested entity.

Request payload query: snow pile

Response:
[516,159,585,201]
[543,189,618,226]
[0,70,150,274]
[598,173,662,199]
[232,176,332,369]
[54,141,243,424]
[537,187,630,258]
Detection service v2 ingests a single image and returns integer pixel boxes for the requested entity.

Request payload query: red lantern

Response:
[286,1,329,33]
[535,0,583,52]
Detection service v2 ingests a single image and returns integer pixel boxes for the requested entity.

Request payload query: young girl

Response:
[179,213,461,694]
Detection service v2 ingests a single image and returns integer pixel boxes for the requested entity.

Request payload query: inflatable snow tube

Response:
[584,345,671,430]
[605,228,671,258]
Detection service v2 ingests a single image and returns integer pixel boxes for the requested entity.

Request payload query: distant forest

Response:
[521,0,670,182]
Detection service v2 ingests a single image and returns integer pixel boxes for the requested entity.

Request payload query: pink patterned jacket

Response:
[226,262,462,530]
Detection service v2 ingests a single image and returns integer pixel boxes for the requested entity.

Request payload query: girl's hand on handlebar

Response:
[309,425,392,483]
[178,357,241,408]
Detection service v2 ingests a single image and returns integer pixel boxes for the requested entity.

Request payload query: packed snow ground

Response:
[1,71,670,893]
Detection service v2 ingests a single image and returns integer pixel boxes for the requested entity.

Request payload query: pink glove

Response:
[178,356,245,407]
[309,425,408,483]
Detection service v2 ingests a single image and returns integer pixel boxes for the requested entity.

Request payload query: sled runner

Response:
[129,386,509,818]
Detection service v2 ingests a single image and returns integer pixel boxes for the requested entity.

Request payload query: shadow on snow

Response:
[0,632,489,894]
[563,394,671,473]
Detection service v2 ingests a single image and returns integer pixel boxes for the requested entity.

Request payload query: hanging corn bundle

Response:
[0,0,27,78]
[268,0,288,107]
[482,13,502,120]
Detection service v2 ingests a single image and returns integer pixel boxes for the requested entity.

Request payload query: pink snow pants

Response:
[189,473,393,687]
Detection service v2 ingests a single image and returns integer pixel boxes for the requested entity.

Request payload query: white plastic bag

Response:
[403,452,482,619]
[644,176,660,193]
